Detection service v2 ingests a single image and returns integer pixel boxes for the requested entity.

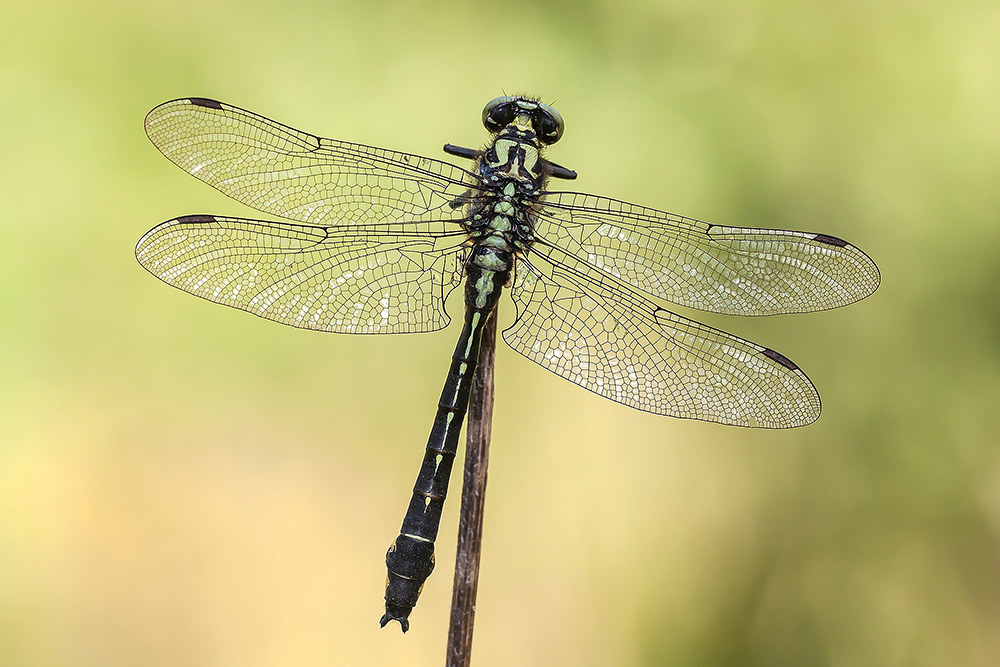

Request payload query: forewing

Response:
[536,192,880,316]
[504,246,821,428]
[136,215,466,334]
[144,97,474,226]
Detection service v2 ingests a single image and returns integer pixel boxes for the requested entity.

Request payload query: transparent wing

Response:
[136,215,467,334]
[504,244,821,428]
[535,192,880,316]
[145,97,476,226]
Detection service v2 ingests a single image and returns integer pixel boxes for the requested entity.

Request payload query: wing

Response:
[135,215,467,334]
[535,191,880,316]
[504,244,821,428]
[144,97,476,226]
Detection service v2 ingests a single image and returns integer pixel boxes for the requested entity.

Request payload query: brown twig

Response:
[445,309,497,667]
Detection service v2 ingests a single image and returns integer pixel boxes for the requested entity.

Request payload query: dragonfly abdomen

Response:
[381,254,508,631]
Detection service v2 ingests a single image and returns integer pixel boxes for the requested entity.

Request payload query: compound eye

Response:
[534,103,565,144]
[482,96,517,132]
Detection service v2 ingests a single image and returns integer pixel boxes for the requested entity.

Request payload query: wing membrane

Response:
[504,245,821,428]
[136,215,466,334]
[536,191,880,316]
[144,98,474,226]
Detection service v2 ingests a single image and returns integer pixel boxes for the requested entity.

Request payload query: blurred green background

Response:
[3,0,999,665]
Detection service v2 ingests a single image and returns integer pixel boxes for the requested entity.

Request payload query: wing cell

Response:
[136,215,466,334]
[504,245,821,428]
[536,192,880,316]
[145,97,475,227]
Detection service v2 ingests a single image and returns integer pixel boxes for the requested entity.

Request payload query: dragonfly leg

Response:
[444,143,483,160]
[543,159,577,180]
[448,189,476,210]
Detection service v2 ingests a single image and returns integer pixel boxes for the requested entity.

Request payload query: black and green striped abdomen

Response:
[380,253,511,631]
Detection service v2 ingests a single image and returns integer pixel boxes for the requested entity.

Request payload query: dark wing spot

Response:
[761,348,798,370]
[177,215,217,224]
[188,97,223,109]
[813,233,848,247]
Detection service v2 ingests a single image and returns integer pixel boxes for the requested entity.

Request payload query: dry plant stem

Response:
[445,309,497,667]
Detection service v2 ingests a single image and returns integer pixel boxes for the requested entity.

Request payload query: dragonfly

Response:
[136,95,879,632]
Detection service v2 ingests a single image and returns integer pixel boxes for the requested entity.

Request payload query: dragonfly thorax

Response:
[478,128,548,190]
[461,128,550,312]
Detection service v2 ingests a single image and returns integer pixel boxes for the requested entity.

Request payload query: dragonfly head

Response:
[482,96,565,145]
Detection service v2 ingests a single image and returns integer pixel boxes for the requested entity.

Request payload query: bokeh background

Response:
[3,0,999,665]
